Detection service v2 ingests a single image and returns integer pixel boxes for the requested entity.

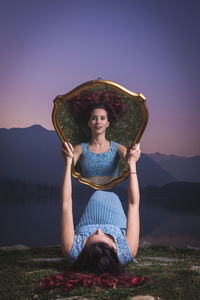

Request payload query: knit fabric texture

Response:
[68,191,134,265]
[79,141,119,177]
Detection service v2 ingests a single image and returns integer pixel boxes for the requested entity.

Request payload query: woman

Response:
[41,142,146,293]
[68,89,128,178]
[60,141,141,270]
[72,105,127,178]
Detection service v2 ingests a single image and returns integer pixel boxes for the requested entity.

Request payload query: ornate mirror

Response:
[52,79,148,189]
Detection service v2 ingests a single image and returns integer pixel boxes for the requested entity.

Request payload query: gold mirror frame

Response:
[52,79,148,189]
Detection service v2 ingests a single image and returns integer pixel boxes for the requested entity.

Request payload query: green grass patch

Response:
[0,245,200,300]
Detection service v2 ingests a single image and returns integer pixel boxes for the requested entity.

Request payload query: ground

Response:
[0,245,200,300]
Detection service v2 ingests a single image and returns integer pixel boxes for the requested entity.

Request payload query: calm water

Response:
[1,196,200,247]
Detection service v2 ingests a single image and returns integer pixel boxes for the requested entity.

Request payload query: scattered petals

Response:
[40,271,148,293]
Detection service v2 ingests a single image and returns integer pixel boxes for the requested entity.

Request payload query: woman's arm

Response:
[60,142,75,256]
[125,144,141,257]
[73,144,82,166]
[117,144,127,162]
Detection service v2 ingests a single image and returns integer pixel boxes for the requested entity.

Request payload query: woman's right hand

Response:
[127,143,141,168]
[60,142,74,163]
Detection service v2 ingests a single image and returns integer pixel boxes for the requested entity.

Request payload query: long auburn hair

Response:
[40,242,148,293]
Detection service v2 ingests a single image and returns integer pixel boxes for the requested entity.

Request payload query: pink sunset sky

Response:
[1,0,199,157]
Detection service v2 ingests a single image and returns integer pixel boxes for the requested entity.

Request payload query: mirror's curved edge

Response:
[54,79,147,102]
[52,80,149,190]
[72,164,130,190]
[52,97,66,143]
[129,100,149,148]
[52,81,149,146]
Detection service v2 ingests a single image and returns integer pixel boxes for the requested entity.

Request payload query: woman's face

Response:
[88,108,110,135]
[85,228,116,251]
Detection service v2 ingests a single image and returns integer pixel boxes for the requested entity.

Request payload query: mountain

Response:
[0,125,63,185]
[0,125,175,187]
[147,152,200,182]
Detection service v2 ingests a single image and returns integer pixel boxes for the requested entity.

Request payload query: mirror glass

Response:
[52,80,148,189]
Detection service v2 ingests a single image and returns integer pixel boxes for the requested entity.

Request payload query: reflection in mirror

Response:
[52,80,148,189]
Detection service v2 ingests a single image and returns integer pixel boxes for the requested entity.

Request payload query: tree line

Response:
[0,177,60,201]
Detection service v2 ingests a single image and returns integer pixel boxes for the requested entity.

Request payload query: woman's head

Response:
[85,228,116,250]
[88,107,110,134]
[71,241,122,275]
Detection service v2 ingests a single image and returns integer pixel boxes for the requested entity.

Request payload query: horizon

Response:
[1,1,200,157]
[0,123,199,158]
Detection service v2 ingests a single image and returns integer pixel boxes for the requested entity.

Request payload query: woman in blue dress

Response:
[40,142,146,293]
[60,141,141,273]
[72,104,127,178]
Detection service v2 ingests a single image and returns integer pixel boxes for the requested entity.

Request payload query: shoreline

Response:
[1,239,199,251]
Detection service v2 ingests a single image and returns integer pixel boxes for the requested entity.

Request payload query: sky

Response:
[1,0,200,157]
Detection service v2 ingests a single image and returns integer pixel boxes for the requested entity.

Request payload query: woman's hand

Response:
[127,144,141,169]
[60,142,74,164]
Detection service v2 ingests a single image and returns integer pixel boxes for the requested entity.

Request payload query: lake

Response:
[1,195,200,248]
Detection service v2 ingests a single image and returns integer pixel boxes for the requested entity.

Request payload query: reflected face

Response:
[88,108,110,135]
[84,228,116,251]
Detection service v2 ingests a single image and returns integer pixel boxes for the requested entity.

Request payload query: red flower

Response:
[64,282,73,292]
[104,277,117,288]
[69,88,127,125]
[100,274,117,288]
[83,278,94,287]
[40,271,148,293]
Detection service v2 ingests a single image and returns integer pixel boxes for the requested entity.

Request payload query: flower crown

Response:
[69,89,127,126]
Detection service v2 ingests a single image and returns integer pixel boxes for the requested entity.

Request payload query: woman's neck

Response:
[90,135,108,148]
[89,136,110,153]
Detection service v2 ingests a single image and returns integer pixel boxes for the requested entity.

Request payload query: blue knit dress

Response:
[79,141,119,177]
[68,191,134,265]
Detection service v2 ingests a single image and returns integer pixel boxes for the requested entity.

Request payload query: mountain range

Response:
[147,152,200,182]
[0,125,199,187]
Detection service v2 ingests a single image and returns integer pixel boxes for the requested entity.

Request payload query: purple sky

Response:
[1,0,200,156]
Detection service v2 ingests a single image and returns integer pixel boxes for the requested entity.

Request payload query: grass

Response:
[0,245,200,300]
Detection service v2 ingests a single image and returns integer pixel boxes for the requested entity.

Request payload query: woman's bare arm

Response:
[117,144,127,162]
[73,144,82,166]
[60,142,75,256]
[125,144,141,257]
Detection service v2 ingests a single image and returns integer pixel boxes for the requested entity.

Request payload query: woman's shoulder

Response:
[74,144,82,152]
[117,235,135,265]
[110,141,120,152]
[77,142,89,155]
[117,143,127,159]
[67,233,86,264]
[110,140,119,147]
